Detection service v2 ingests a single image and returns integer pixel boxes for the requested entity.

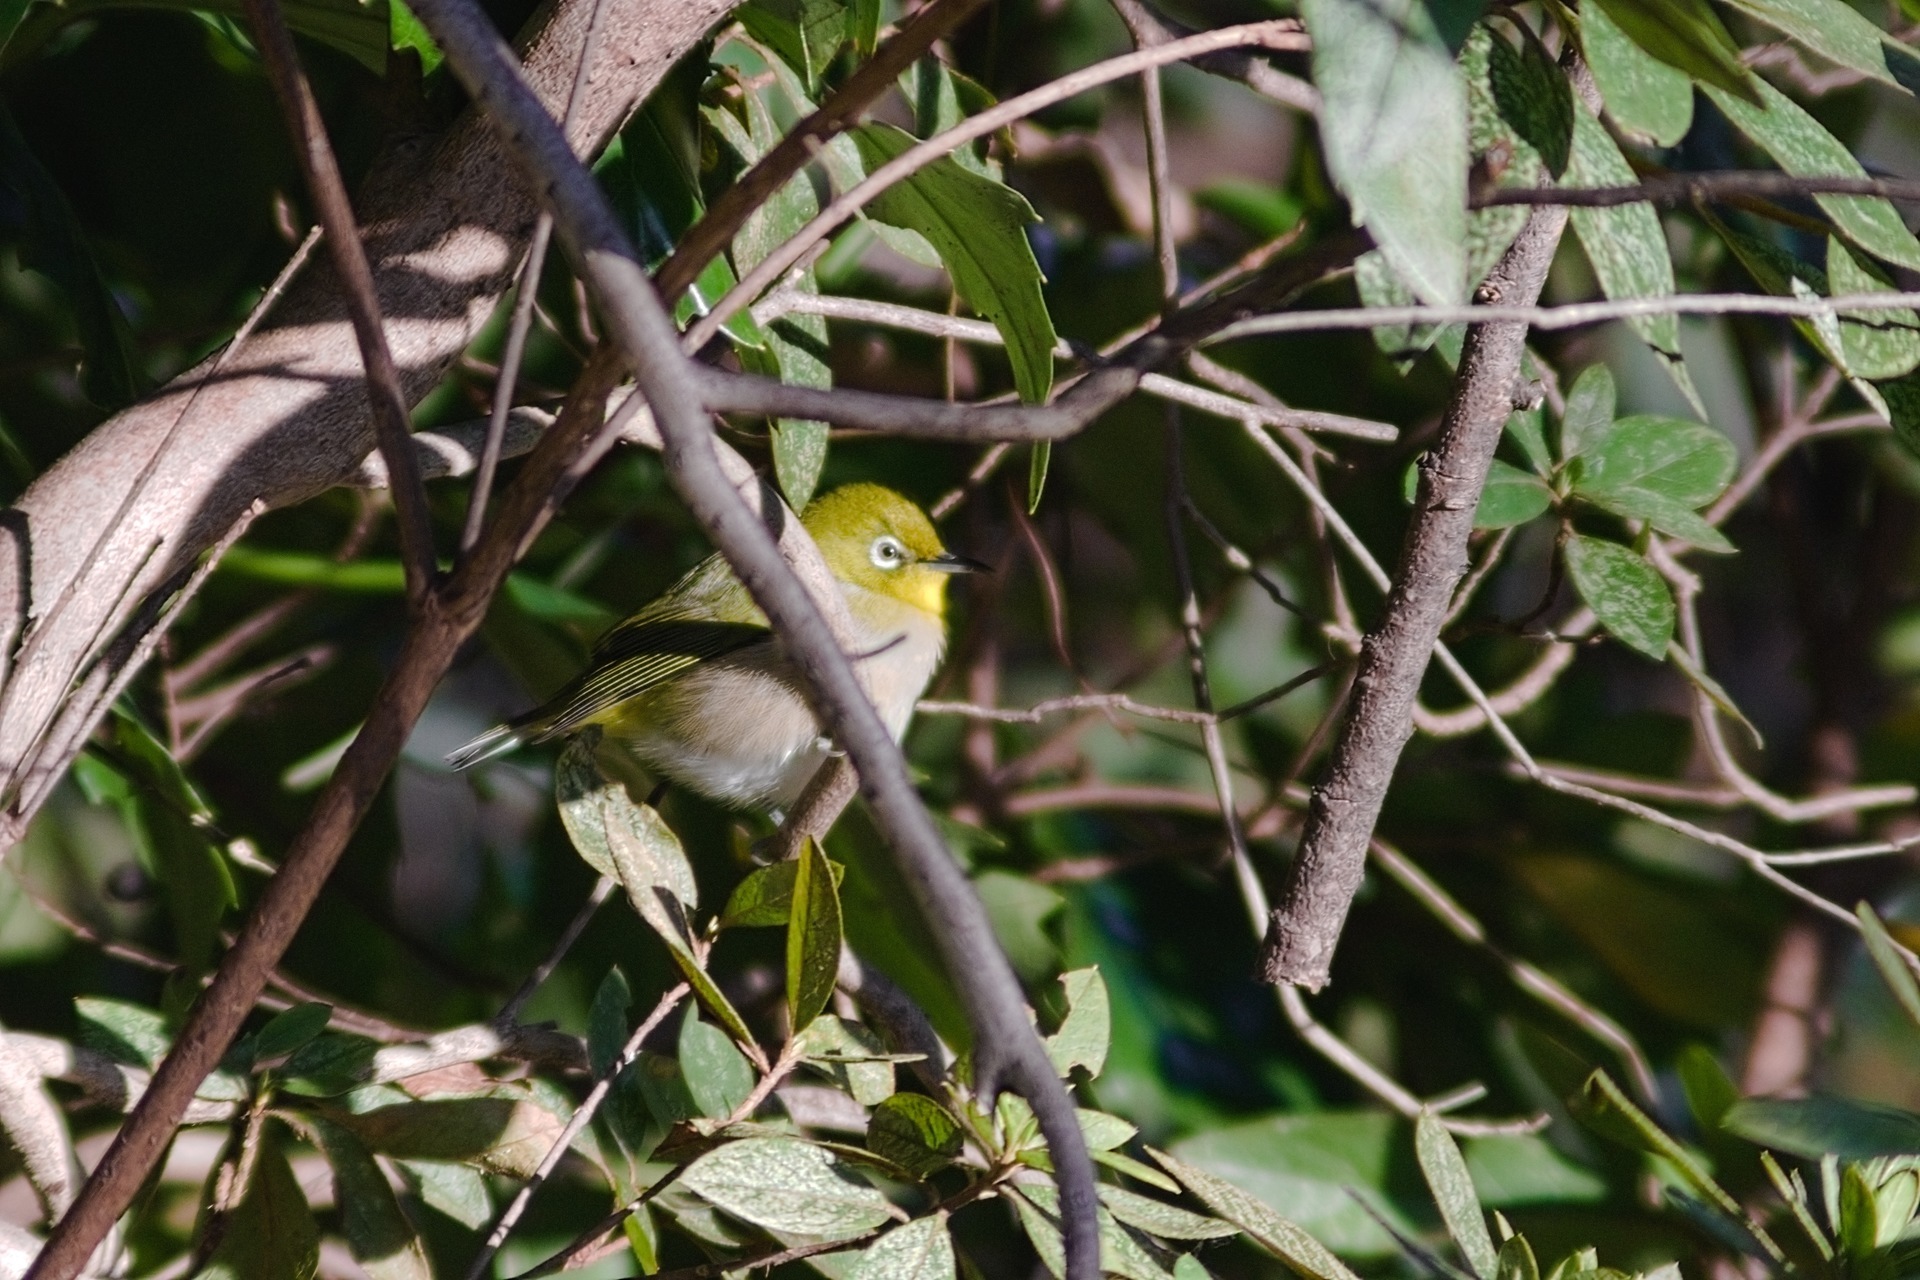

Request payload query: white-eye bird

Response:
[446,483,982,809]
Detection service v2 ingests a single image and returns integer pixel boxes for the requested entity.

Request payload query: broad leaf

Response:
[1303,0,1467,306]
[1506,405,1552,476]
[1723,1095,1920,1159]
[192,1130,319,1280]
[1152,1146,1366,1280]
[1587,0,1757,101]
[1475,460,1554,529]
[787,837,843,1033]
[1487,25,1573,178]
[387,0,442,75]
[1079,1109,1139,1153]
[1417,1113,1498,1279]
[1559,364,1617,464]
[249,1003,333,1066]
[737,0,848,90]
[1707,78,1920,271]
[329,1092,566,1178]
[1723,0,1912,91]
[679,1007,756,1120]
[1580,0,1693,146]
[867,1094,963,1177]
[395,1159,490,1229]
[1044,967,1110,1078]
[308,1118,432,1280]
[851,123,1057,404]
[1828,238,1920,380]
[1564,535,1673,658]
[799,1015,897,1106]
[678,1137,895,1237]
[850,1214,956,1280]
[723,857,847,928]
[1571,415,1736,506]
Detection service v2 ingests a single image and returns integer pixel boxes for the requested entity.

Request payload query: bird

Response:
[445,483,983,810]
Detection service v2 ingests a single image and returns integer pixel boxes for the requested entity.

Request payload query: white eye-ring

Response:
[870,535,907,569]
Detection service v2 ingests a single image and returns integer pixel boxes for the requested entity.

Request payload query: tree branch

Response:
[1259,204,1570,991]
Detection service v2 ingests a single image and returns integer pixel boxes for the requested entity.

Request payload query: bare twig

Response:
[1107,0,1318,112]
[1261,205,1570,990]
[498,877,617,1025]
[1476,171,1920,209]
[241,0,435,601]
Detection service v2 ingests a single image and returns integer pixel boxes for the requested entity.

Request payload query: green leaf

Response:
[787,837,844,1034]
[1571,415,1736,506]
[1506,406,1552,476]
[1497,1235,1542,1280]
[1486,25,1573,178]
[1302,0,1467,306]
[588,967,631,1079]
[308,1118,432,1280]
[280,1033,379,1097]
[1173,1256,1214,1280]
[1099,1186,1240,1240]
[1028,441,1052,514]
[1476,460,1554,529]
[1879,371,1920,457]
[1579,486,1737,553]
[0,105,137,408]
[1044,967,1110,1078]
[1723,0,1908,90]
[1668,643,1764,748]
[774,416,831,511]
[850,1214,956,1280]
[1580,0,1693,146]
[867,1094,963,1178]
[738,0,848,90]
[192,1130,319,1280]
[1417,1113,1499,1279]
[1564,536,1674,658]
[1858,904,1920,1030]
[850,122,1057,404]
[1839,1163,1880,1258]
[1706,78,1920,271]
[724,858,848,928]
[386,0,442,75]
[1151,1146,1366,1280]
[250,1003,333,1065]
[395,1159,490,1229]
[1565,103,1698,411]
[678,1006,757,1120]
[1559,365,1617,464]
[1079,1109,1138,1153]
[798,1014,897,1106]
[1587,0,1757,102]
[678,1137,895,1238]
[1677,1044,1740,1131]
[76,997,170,1070]
[1461,1135,1608,1205]
[1576,1071,1750,1221]
[1015,1183,1173,1280]
[1828,239,1920,380]
[1723,1096,1920,1159]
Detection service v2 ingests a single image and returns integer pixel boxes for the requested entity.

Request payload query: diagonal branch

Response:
[398,1,1106,1274]
[1259,204,1571,991]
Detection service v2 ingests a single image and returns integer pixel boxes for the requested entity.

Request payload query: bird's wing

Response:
[517,613,772,741]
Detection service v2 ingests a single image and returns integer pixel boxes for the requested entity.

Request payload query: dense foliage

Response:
[5,0,1920,1277]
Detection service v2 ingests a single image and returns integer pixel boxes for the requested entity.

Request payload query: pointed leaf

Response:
[1151,1147,1366,1280]
[1044,967,1110,1078]
[1580,0,1693,146]
[678,1137,895,1237]
[1475,460,1554,529]
[251,1003,333,1065]
[1099,1186,1240,1240]
[851,122,1056,403]
[1559,365,1617,464]
[867,1094,963,1177]
[787,837,844,1033]
[395,1159,490,1229]
[1572,416,1736,506]
[1587,0,1757,102]
[1724,1095,1920,1159]
[1828,239,1920,380]
[850,1214,956,1280]
[1417,1113,1499,1279]
[1564,536,1674,659]
[799,1014,896,1106]
[1579,487,1737,553]
[1487,26,1573,178]
[1707,78,1920,271]
[1506,406,1552,476]
[1577,1071,1751,1223]
[1303,0,1467,306]
[308,1118,432,1280]
[1496,1235,1541,1280]
[192,1132,319,1280]
[1858,904,1920,1030]
[1723,0,1909,90]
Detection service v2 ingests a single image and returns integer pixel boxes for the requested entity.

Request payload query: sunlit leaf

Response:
[1099,1185,1239,1240]
[1828,238,1920,380]
[849,1214,956,1280]
[1570,415,1736,507]
[1723,0,1911,91]
[799,1014,897,1106]
[1579,0,1693,146]
[1587,0,1757,102]
[1417,1113,1498,1279]
[788,837,844,1033]
[1303,0,1467,306]
[1724,1095,1920,1159]
[1044,967,1109,1078]
[867,1093,963,1178]
[678,1137,895,1237]
[737,0,848,90]
[1559,364,1617,464]
[1151,1146,1366,1280]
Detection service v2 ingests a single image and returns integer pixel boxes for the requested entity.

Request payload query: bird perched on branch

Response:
[447,483,982,809]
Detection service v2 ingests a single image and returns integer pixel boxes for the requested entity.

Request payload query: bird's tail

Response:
[445,723,528,771]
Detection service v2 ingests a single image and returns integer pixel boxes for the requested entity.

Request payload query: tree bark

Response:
[0,0,734,837]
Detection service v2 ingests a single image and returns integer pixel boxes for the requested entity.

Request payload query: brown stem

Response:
[1259,204,1570,991]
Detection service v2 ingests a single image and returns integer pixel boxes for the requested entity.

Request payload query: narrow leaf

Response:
[1858,903,1920,1030]
[1723,0,1908,90]
[787,838,844,1034]
[1151,1147,1366,1280]
[1724,1095,1920,1159]
[1099,1186,1240,1240]
[1580,0,1693,146]
[1587,0,1757,102]
[1828,238,1920,380]
[308,1118,432,1280]
[1417,1113,1499,1279]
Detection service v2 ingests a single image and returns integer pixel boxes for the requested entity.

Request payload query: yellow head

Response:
[801,483,982,617]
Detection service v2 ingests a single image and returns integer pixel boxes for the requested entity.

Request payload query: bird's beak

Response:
[926,552,990,574]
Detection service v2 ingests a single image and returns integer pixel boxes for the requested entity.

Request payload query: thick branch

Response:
[1259,205,1569,991]
[400,1,1105,1274]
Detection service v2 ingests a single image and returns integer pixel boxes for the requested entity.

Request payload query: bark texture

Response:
[0,0,735,834]
[1259,205,1569,990]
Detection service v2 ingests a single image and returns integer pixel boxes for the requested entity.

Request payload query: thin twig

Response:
[498,877,616,1025]
[1476,171,1920,209]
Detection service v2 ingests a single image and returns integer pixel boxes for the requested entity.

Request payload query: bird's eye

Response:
[870,536,906,569]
